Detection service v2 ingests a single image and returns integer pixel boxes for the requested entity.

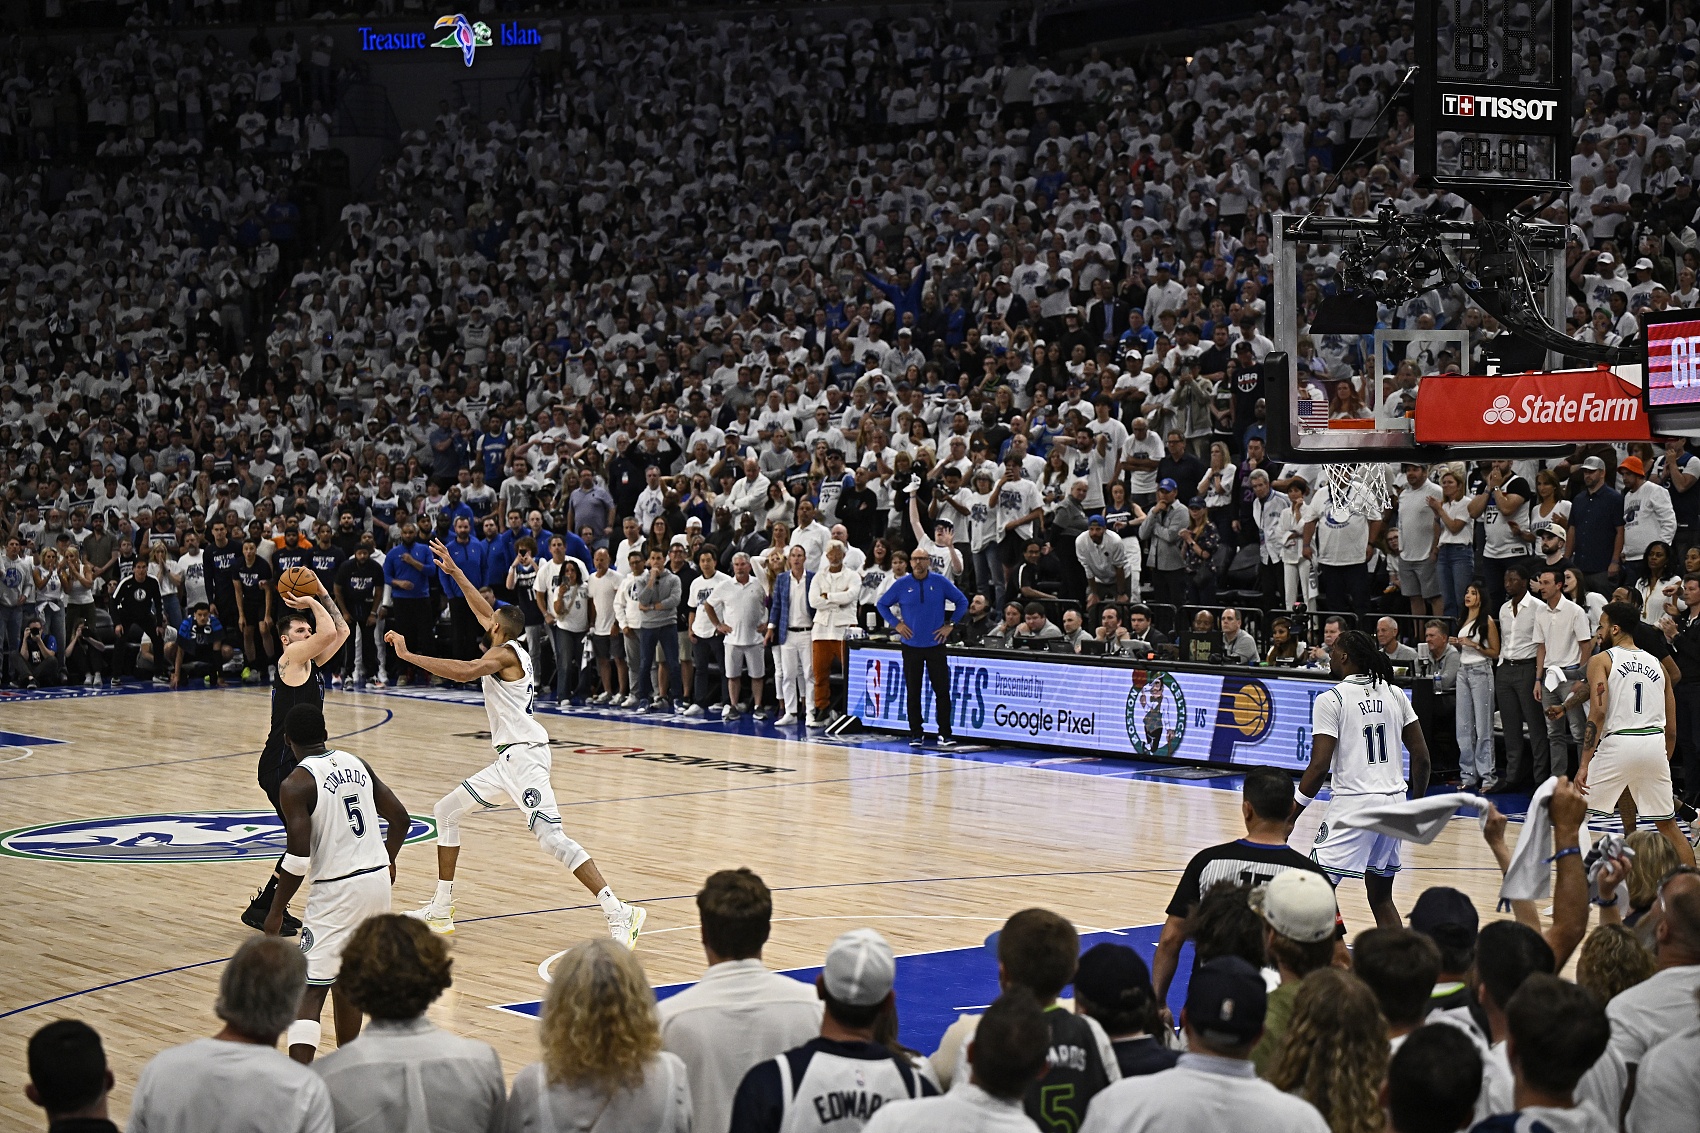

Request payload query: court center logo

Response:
[0,810,437,863]
[1124,669,1187,759]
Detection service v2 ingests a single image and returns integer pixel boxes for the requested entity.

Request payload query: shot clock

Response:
[1415,0,1571,193]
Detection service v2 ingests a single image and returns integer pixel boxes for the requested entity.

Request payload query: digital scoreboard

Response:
[1416,0,1571,192]
[1644,308,1700,433]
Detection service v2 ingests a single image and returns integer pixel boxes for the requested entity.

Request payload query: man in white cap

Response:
[728,929,936,1133]
[1247,870,1341,1074]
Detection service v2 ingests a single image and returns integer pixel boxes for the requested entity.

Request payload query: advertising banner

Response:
[1413,368,1652,443]
[1645,314,1700,409]
[846,646,1411,774]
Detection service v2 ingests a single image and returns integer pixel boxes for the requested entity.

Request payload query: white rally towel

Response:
[1499,776,1563,906]
[1333,792,1492,845]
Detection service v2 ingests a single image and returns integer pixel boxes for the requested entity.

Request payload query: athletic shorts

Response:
[1586,734,1675,821]
[1311,791,1406,879]
[726,643,766,677]
[302,869,390,985]
[461,741,562,836]
[999,532,1029,566]
[591,633,614,659]
[1398,557,1440,599]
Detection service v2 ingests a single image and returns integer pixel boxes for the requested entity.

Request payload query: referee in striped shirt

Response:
[878,552,968,749]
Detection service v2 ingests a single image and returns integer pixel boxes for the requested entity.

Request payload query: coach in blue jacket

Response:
[877,554,967,749]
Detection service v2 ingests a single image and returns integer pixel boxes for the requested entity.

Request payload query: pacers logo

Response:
[522,788,542,809]
[1124,669,1186,760]
[1207,676,1275,761]
[0,811,438,863]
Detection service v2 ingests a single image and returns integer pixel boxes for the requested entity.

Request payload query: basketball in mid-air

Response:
[276,566,320,600]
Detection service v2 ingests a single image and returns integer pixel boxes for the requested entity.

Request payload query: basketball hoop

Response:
[1322,461,1392,520]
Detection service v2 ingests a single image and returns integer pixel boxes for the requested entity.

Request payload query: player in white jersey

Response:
[264,703,410,1064]
[1581,603,1695,867]
[386,539,646,947]
[1295,630,1432,928]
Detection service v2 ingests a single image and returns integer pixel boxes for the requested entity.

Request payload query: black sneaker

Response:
[240,895,302,936]
[1677,798,1698,824]
[908,737,925,749]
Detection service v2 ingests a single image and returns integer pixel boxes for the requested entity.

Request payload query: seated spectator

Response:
[1218,607,1259,663]
[931,909,1120,1129]
[1013,602,1062,644]
[128,935,334,1132]
[1382,1024,1482,1133]
[1377,616,1418,666]
[729,929,935,1132]
[26,1020,116,1133]
[506,938,691,1132]
[1077,956,1329,1133]
[1265,969,1387,1133]
[1125,605,1170,646]
[951,593,998,647]
[864,989,1051,1132]
[311,915,505,1132]
[1058,608,1091,652]
[1574,924,1655,1006]
[1013,540,1063,601]
[659,869,822,1133]
[1248,870,1342,1074]
[990,603,1024,649]
[1072,944,1178,1078]
[1483,976,1613,1132]
[1264,617,1307,665]
[1191,610,1217,634]
[1302,616,1347,669]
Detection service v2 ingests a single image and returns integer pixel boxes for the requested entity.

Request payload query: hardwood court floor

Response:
[0,686,1518,1127]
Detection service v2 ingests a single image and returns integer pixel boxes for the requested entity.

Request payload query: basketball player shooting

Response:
[242,573,349,935]
[1581,603,1696,868]
[384,539,646,948]
[1295,629,1431,928]
[264,704,409,1065]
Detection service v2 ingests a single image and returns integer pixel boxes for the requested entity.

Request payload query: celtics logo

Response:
[1124,669,1187,760]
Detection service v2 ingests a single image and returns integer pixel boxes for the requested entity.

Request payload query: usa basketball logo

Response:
[0,811,438,863]
[522,787,542,809]
[1124,669,1187,760]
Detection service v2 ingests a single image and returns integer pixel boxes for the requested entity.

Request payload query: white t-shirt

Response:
[687,571,725,638]
[1302,499,1370,566]
[130,1037,335,1133]
[1396,479,1444,560]
[1437,497,1475,545]
[177,549,209,606]
[1077,1054,1329,1133]
[534,558,582,630]
[1122,431,1165,495]
[1312,673,1418,795]
[995,477,1044,541]
[585,569,622,635]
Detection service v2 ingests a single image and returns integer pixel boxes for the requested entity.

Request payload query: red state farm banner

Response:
[1413,368,1652,444]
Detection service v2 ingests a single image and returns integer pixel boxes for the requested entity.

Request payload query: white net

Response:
[1322,461,1393,520]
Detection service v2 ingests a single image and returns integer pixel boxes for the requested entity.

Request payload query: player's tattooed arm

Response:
[1582,719,1599,759]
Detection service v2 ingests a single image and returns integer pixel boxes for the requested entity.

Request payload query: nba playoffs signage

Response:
[0,810,436,863]
[846,646,1408,772]
[359,14,540,64]
[1413,368,1652,443]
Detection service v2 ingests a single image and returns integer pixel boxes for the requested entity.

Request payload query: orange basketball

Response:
[276,566,320,600]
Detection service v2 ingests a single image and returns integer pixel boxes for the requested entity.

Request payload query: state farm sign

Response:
[1414,369,1652,443]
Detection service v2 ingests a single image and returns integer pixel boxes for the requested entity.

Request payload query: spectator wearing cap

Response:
[729,929,936,1133]
[1079,956,1329,1133]
[1073,944,1179,1078]
[1534,520,1570,571]
[1153,767,1334,1013]
[1619,455,1676,586]
[1246,869,1341,1075]
[1077,515,1131,610]
[660,869,822,1133]
[26,1019,117,1133]
[1407,887,1483,1025]
[864,989,1051,1133]
[1566,456,1624,596]
[1140,477,1189,612]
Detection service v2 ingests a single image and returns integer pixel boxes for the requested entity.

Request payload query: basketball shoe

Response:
[606,902,646,950]
[405,900,456,934]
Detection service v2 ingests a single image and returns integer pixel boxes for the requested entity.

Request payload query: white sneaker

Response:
[806,711,828,729]
[775,711,797,726]
[590,692,609,705]
[405,902,455,935]
[721,704,739,720]
[607,902,647,950]
[681,703,705,717]
[621,694,640,708]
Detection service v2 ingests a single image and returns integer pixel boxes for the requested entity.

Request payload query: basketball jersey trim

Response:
[315,862,389,885]
[1309,849,1401,879]
[461,779,502,809]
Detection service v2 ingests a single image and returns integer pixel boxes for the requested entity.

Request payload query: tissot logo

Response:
[1440,92,1559,122]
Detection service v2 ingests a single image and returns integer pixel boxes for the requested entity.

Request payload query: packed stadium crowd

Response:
[24,770,1700,1133]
